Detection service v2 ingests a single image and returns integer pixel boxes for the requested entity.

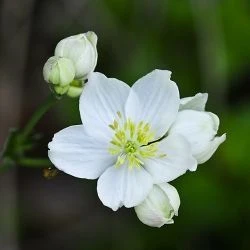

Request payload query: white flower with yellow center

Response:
[48,70,224,211]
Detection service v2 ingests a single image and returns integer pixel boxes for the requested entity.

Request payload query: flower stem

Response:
[17,157,52,168]
[0,93,60,173]
[21,93,59,140]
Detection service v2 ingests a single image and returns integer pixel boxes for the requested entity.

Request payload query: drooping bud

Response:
[134,183,180,228]
[54,31,98,80]
[43,56,75,86]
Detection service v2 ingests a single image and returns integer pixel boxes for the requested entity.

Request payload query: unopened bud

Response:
[43,56,75,86]
[55,32,98,80]
[67,80,84,98]
[135,183,180,228]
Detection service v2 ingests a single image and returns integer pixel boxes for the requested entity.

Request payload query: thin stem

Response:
[21,93,59,139]
[0,94,60,173]
[18,157,52,168]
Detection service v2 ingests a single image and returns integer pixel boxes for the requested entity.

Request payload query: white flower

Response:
[43,56,75,87]
[48,70,197,211]
[55,32,98,80]
[135,183,180,228]
[169,93,226,164]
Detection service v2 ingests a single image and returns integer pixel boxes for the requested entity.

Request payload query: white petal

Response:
[134,184,177,228]
[126,69,180,139]
[143,134,197,183]
[124,89,141,122]
[195,133,226,164]
[74,36,97,79]
[54,33,98,79]
[158,183,180,215]
[179,93,208,111]
[79,72,130,140]
[97,165,153,211]
[48,125,115,179]
[169,110,224,164]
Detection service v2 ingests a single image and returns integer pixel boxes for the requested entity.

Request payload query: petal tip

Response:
[221,133,227,141]
[154,68,172,76]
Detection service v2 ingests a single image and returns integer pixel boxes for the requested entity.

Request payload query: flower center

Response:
[108,112,165,169]
[124,141,137,154]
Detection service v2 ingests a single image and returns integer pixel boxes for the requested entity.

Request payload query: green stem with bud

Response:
[21,94,60,140]
[0,93,60,172]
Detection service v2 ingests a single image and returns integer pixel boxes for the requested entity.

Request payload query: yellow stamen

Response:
[108,111,167,169]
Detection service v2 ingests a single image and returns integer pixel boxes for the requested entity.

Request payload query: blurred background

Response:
[0,0,250,249]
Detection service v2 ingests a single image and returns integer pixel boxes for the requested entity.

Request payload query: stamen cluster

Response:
[108,112,163,168]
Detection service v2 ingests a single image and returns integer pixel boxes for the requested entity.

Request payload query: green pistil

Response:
[108,112,166,169]
[124,141,137,154]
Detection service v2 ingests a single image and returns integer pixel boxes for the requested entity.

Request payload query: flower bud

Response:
[135,183,180,228]
[54,85,70,95]
[67,80,84,98]
[54,31,98,80]
[43,56,75,86]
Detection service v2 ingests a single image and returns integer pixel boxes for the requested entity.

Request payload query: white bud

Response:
[67,80,84,98]
[55,31,98,80]
[135,183,180,228]
[43,56,75,86]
